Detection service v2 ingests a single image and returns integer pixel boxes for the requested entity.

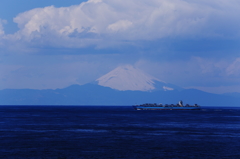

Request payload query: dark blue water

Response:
[0,106,240,159]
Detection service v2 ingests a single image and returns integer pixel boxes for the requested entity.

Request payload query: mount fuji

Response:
[96,65,182,92]
[1,65,240,106]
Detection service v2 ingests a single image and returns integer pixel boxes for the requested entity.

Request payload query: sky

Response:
[0,0,240,94]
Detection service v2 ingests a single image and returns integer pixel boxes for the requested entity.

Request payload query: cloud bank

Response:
[0,19,6,36]
[136,56,240,89]
[1,0,240,50]
[0,0,239,93]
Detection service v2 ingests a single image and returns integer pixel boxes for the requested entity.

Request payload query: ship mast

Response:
[179,100,183,107]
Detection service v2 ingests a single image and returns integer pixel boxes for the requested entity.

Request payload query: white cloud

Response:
[226,58,240,76]
[108,20,133,32]
[0,19,6,36]
[135,57,240,90]
[0,19,7,48]
[1,0,240,49]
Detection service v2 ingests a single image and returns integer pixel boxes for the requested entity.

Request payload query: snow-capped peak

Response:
[96,65,170,91]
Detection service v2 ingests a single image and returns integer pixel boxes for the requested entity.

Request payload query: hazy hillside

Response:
[1,65,239,106]
[0,84,240,106]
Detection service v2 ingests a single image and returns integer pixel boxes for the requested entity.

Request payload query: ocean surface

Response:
[0,106,240,159]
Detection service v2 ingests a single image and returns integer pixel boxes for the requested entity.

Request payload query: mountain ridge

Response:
[1,65,239,106]
[0,83,240,106]
[96,65,181,91]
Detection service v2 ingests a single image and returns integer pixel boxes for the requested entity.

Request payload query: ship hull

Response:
[133,106,200,110]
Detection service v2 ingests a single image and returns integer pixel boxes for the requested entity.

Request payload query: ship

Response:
[133,100,200,110]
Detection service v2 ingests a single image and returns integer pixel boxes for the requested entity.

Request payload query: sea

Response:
[0,106,240,159]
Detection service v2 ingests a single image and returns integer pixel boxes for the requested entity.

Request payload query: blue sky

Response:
[0,0,240,94]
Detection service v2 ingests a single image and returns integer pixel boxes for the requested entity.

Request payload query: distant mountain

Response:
[0,84,240,106]
[1,65,239,106]
[223,92,240,98]
[96,65,182,91]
